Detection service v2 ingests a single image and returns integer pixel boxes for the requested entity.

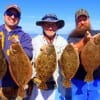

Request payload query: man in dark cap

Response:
[28,13,68,100]
[68,8,100,100]
[0,4,33,99]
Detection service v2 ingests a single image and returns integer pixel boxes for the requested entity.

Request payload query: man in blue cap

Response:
[28,13,68,100]
[0,4,33,99]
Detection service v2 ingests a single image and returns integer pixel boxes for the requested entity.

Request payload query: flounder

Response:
[34,44,57,90]
[8,42,32,97]
[0,38,7,79]
[59,44,79,87]
[81,34,100,82]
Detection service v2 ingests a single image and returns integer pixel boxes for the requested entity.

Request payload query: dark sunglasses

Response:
[5,10,20,18]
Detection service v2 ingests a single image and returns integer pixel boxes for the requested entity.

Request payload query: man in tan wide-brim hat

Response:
[27,13,68,100]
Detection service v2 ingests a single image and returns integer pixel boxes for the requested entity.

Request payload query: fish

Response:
[59,44,79,88]
[0,38,7,79]
[34,44,57,90]
[8,42,32,97]
[81,34,100,82]
[94,33,100,45]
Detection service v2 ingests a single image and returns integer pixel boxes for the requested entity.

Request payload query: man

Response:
[28,14,68,100]
[68,9,100,100]
[0,4,33,99]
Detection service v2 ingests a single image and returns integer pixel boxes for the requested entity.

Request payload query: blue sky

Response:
[0,0,100,36]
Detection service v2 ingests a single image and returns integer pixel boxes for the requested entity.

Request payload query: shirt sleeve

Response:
[20,33,33,60]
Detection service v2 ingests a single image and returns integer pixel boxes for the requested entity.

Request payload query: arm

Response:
[74,31,92,52]
[20,33,33,60]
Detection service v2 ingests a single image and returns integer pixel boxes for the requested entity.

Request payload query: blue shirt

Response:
[0,24,33,87]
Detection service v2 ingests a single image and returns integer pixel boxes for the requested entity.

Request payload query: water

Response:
[30,34,68,39]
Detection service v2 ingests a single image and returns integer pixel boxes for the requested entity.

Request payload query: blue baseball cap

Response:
[5,4,21,15]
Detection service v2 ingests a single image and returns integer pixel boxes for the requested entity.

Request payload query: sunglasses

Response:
[5,10,20,18]
[44,23,57,27]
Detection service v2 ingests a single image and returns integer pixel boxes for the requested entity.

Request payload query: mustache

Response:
[70,24,91,37]
[75,24,91,34]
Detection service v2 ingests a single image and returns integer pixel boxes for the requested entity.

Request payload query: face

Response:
[4,8,20,30]
[42,22,58,37]
[75,15,91,34]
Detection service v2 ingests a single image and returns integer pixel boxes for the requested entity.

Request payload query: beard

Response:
[72,23,91,37]
[43,31,56,40]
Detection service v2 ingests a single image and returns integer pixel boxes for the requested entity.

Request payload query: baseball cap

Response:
[4,4,21,15]
[75,9,89,20]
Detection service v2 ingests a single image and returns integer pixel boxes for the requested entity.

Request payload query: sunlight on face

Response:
[42,22,58,37]
[4,9,20,30]
[76,15,91,31]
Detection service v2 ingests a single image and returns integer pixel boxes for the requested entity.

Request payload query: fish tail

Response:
[85,72,93,82]
[38,82,48,90]
[18,87,25,97]
[63,79,71,88]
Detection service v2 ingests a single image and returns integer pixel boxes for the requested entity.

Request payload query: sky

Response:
[0,0,100,37]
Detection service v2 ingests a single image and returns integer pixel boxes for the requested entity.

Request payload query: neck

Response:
[5,24,16,32]
[43,32,56,44]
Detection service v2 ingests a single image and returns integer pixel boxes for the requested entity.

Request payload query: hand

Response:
[11,38,19,44]
[33,77,42,85]
[70,42,78,51]
[84,31,93,43]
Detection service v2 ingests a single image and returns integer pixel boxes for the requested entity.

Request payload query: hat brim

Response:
[36,20,65,29]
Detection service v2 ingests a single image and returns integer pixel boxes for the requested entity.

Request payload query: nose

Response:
[80,20,85,25]
[48,27,54,31]
[10,15,16,18]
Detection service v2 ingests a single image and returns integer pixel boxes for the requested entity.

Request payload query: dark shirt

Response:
[67,30,100,80]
